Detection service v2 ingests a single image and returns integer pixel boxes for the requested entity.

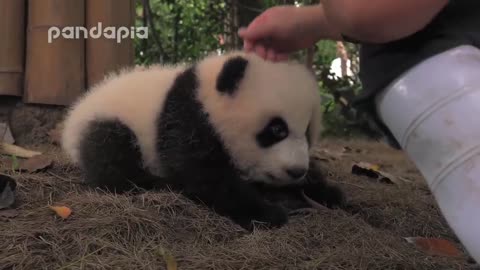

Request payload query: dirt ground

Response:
[0,138,478,270]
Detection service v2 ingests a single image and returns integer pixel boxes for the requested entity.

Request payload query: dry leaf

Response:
[0,123,14,144]
[19,155,53,173]
[0,174,16,209]
[0,142,42,158]
[405,237,463,258]
[158,247,178,270]
[311,155,329,162]
[351,162,407,185]
[356,161,380,171]
[49,205,72,219]
[351,162,381,179]
[337,146,366,154]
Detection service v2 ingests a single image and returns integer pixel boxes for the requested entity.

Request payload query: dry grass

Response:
[0,139,477,270]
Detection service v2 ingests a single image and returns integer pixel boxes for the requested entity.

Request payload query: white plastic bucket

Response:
[375,45,480,262]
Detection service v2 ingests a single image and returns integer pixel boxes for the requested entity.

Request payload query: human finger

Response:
[238,12,275,42]
[275,53,289,62]
[254,44,267,59]
[266,48,277,62]
[243,39,254,52]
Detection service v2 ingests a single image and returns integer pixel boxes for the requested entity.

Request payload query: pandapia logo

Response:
[47,22,148,43]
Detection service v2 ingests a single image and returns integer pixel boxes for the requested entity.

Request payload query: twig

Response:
[47,171,84,185]
[288,208,318,216]
[236,2,264,13]
[57,246,106,270]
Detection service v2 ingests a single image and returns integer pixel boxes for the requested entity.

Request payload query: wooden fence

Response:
[0,0,135,106]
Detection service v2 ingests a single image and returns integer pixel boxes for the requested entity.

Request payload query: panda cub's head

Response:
[196,51,322,186]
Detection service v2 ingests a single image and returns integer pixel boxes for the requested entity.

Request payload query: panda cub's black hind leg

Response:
[78,119,159,193]
[303,161,346,208]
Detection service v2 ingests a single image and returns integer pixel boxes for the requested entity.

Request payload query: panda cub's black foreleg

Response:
[179,172,288,230]
[303,160,346,208]
[78,120,162,193]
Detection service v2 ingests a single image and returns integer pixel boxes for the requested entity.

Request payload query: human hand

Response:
[237,5,326,62]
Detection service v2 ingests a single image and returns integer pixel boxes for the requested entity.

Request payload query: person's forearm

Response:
[316,0,449,43]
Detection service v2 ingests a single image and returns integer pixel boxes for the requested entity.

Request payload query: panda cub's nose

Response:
[286,167,307,179]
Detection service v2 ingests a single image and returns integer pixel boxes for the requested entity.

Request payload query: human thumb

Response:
[237,27,248,37]
[237,16,273,41]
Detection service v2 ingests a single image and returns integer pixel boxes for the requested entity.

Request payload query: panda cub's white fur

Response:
[61,50,343,231]
[62,64,186,176]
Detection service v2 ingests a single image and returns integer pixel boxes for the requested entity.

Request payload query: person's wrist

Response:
[301,4,342,41]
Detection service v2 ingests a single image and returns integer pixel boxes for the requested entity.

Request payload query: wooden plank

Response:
[24,0,85,105]
[0,0,26,96]
[86,0,136,88]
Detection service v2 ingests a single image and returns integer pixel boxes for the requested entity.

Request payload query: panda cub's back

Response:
[61,64,186,169]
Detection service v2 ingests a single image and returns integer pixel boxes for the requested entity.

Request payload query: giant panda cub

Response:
[61,51,344,230]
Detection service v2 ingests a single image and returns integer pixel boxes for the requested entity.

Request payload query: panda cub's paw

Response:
[254,203,289,228]
[304,161,347,209]
[303,182,346,209]
[238,203,288,231]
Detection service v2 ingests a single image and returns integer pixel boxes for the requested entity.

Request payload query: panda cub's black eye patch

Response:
[256,117,289,148]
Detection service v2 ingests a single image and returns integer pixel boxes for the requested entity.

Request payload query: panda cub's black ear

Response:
[216,56,249,95]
